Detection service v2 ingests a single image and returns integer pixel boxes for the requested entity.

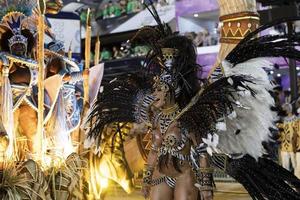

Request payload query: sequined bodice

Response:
[159,126,190,161]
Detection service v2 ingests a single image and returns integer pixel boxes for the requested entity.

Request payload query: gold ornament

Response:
[46,0,63,15]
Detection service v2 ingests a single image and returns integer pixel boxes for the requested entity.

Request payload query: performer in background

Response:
[294,99,300,178]
[0,0,62,160]
[278,103,297,172]
[44,40,88,158]
[0,10,41,159]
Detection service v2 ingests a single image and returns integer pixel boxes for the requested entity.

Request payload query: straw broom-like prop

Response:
[94,33,100,65]
[36,0,46,163]
[87,29,102,200]
[78,8,91,155]
[84,8,91,105]
[68,40,73,60]
[208,0,259,77]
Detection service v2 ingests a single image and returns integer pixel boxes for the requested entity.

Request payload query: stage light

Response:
[296,66,300,70]
[194,13,199,17]
[277,73,281,77]
[270,70,274,74]
[100,178,109,189]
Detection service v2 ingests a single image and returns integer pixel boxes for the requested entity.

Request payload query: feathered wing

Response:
[178,74,256,144]
[178,59,277,159]
[225,155,300,200]
[207,17,300,159]
[226,17,300,65]
[83,75,154,148]
[205,18,300,200]
[215,58,276,159]
[180,58,300,200]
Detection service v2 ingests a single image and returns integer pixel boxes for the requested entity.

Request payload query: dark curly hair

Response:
[160,35,201,108]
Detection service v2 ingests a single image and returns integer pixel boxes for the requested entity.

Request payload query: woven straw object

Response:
[209,0,258,76]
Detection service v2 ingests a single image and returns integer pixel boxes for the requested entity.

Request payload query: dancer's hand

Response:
[63,74,71,82]
[142,185,150,199]
[152,128,163,147]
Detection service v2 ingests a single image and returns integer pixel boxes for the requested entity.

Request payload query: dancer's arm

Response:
[142,128,163,198]
[190,132,214,200]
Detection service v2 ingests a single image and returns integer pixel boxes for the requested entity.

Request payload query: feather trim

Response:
[215,58,276,159]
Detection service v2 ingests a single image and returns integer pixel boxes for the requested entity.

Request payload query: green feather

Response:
[0,0,36,20]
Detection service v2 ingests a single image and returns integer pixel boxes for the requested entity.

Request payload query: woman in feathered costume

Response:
[84,3,300,200]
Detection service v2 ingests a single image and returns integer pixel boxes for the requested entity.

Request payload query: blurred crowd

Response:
[97,0,143,19]
[80,0,174,25]
[92,0,173,20]
[90,43,150,62]
[184,28,219,47]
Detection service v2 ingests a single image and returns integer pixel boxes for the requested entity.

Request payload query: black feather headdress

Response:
[131,2,202,109]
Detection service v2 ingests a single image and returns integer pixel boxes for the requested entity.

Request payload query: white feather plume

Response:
[215,58,276,159]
